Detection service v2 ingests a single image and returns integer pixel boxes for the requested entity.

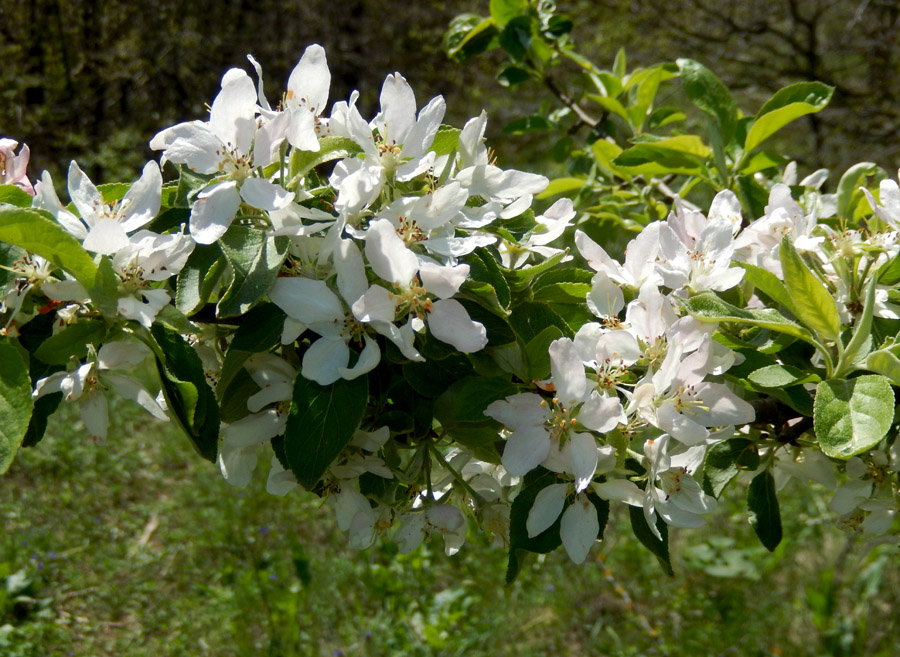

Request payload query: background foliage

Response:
[3,0,900,182]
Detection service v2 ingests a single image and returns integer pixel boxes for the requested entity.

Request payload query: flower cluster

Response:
[1,44,898,570]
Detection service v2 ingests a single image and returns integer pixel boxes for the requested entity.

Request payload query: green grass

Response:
[1,400,898,656]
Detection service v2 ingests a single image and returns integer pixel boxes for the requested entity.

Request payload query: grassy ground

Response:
[1,401,897,657]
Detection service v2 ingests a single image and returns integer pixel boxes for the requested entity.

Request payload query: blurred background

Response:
[3,0,900,183]
[2,1,899,655]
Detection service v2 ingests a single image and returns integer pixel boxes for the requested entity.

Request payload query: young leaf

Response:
[0,338,33,475]
[683,292,818,348]
[814,375,894,459]
[176,243,223,315]
[747,471,782,551]
[676,59,738,143]
[489,0,527,26]
[743,82,833,154]
[837,162,879,219]
[866,349,900,386]
[780,236,840,341]
[216,226,290,318]
[747,364,819,389]
[288,137,361,181]
[735,261,794,310]
[838,274,877,375]
[284,374,368,490]
[0,184,34,207]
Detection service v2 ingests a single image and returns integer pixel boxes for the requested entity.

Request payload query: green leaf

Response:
[150,325,219,463]
[747,471,782,551]
[629,505,674,576]
[612,48,627,79]
[0,206,119,317]
[703,438,759,497]
[176,244,224,315]
[429,126,462,156]
[533,282,591,304]
[489,0,527,26]
[33,320,108,365]
[589,95,632,125]
[878,251,900,286]
[780,236,840,341]
[747,364,820,389]
[0,241,26,290]
[497,66,531,88]
[465,248,510,308]
[537,177,585,200]
[837,162,880,220]
[735,262,794,310]
[839,274,878,375]
[739,150,789,175]
[744,82,833,153]
[498,16,533,62]
[0,184,34,207]
[0,338,33,475]
[613,136,711,176]
[288,137,361,181]
[677,59,738,143]
[735,174,769,219]
[866,349,900,385]
[814,375,895,459]
[503,115,552,135]
[444,15,499,62]
[524,325,563,380]
[217,303,286,399]
[533,267,594,290]
[216,226,289,318]
[590,140,626,176]
[434,375,517,425]
[683,293,818,347]
[505,252,568,290]
[509,301,573,343]
[284,373,368,489]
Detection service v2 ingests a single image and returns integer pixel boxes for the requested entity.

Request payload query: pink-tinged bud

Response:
[0,138,35,195]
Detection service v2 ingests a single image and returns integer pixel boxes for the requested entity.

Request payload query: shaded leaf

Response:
[284,374,368,489]
[748,471,782,551]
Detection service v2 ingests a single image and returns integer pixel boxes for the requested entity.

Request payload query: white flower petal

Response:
[190,181,241,244]
[501,425,551,476]
[527,483,568,537]
[427,299,487,353]
[240,178,295,211]
[560,495,599,564]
